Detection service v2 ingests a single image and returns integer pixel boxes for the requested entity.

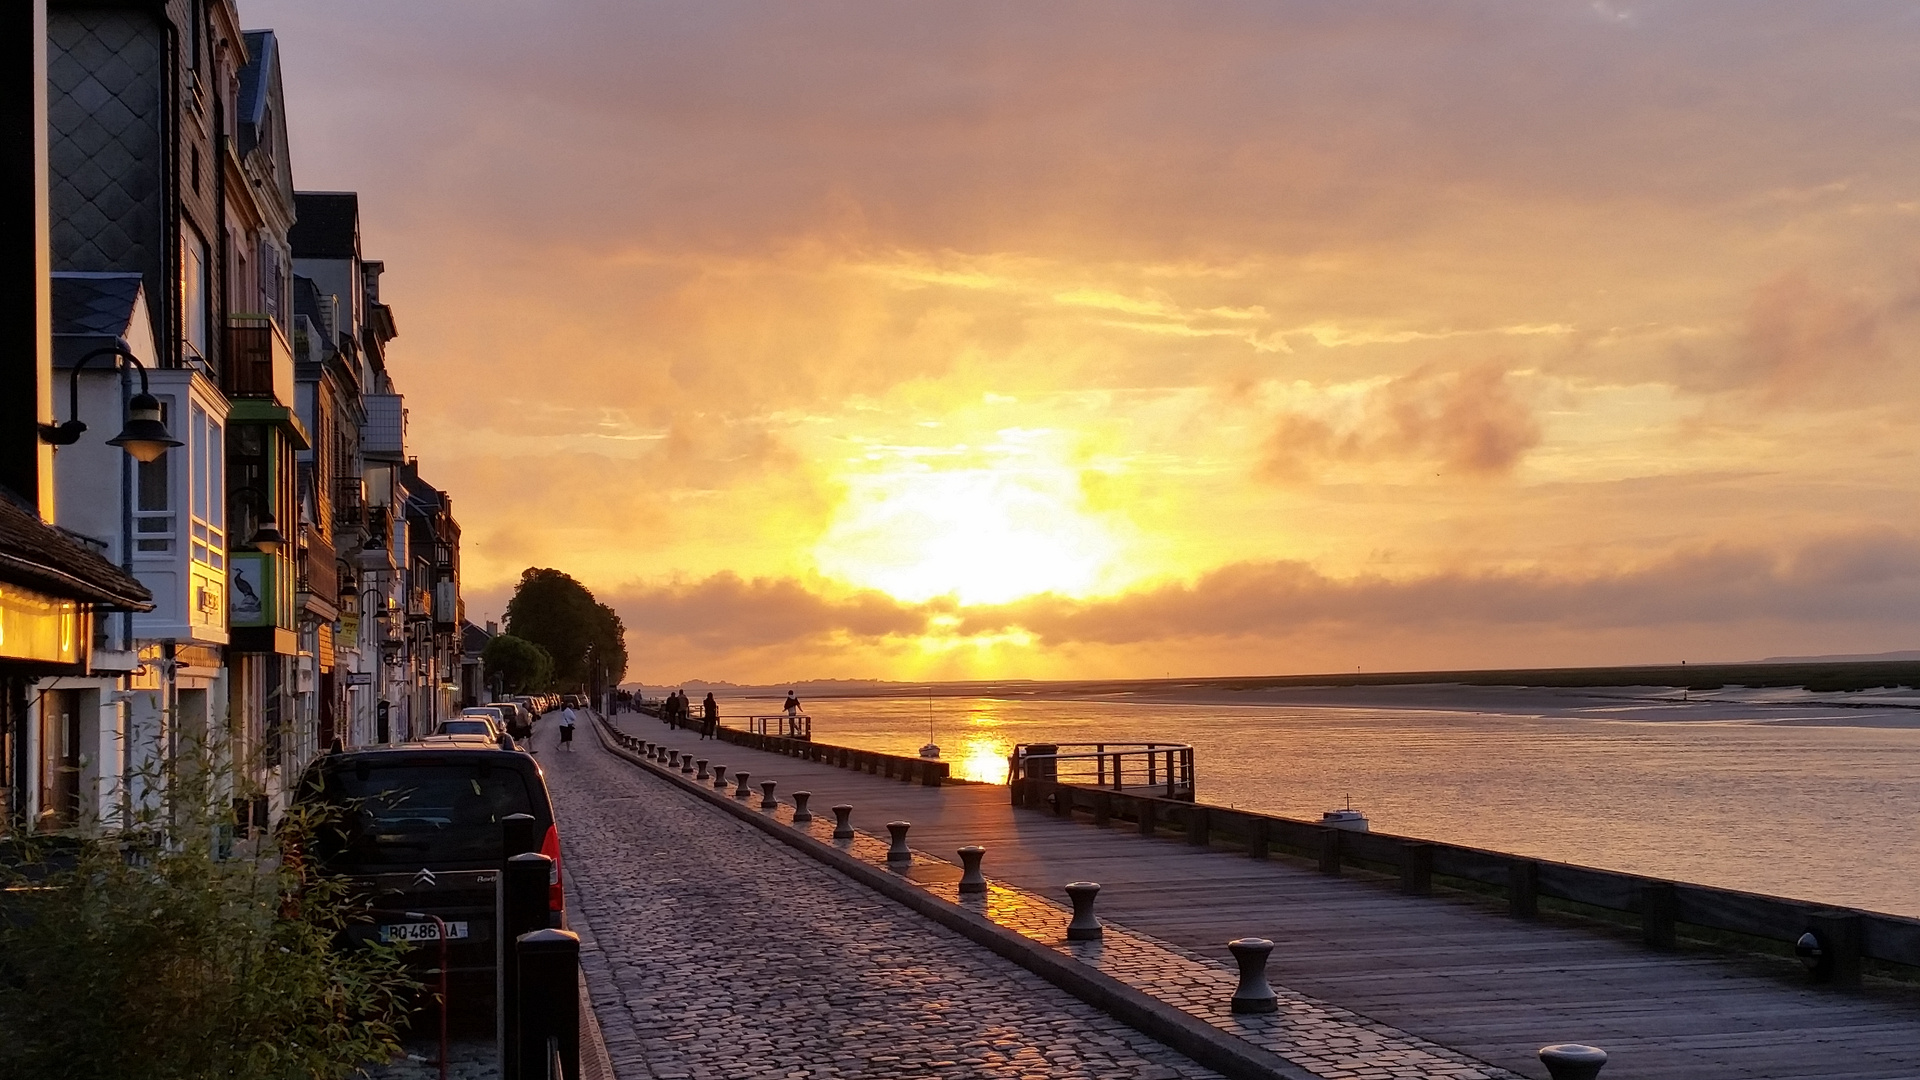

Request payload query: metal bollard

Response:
[832,804,855,840]
[1538,1044,1607,1080]
[885,821,913,863]
[734,771,752,798]
[1065,881,1102,941]
[696,759,709,780]
[502,812,539,862]
[502,852,555,1078]
[712,765,728,789]
[791,791,813,822]
[516,928,582,1080]
[681,754,695,774]
[1227,937,1277,1013]
[668,750,681,768]
[957,846,987,894]
[760,780,778,809]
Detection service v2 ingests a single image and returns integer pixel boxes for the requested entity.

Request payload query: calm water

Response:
[711,690,1920,918]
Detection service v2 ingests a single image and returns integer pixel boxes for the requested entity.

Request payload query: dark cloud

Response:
[1259,362,1541,480]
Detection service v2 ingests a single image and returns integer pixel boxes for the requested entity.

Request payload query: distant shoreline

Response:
[640,657,1920,699]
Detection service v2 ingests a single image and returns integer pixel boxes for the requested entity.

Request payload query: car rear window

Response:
[306,760,536,867]
[439,720,493,735]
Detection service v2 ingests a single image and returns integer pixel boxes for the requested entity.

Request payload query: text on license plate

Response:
[380,920,469,943]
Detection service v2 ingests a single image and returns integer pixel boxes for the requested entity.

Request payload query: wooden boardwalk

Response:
[609,715,1920,1080]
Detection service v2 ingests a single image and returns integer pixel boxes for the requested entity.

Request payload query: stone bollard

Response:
[641,741,653,759]
[712,765,728,789]
[760,780,778,809]
[1538,1044,1607,1080]
[695,759,709,780]
[832,804,855,840]
[885,821,913,863]
[957,846,988,894]
[1227,938,1277,1013]
[681,754,695,775]
[791,791,813,822]
[733,771,752,798]
[668,750,681,769]
[1065,881,1102,941]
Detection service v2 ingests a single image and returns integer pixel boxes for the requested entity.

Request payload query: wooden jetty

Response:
[608,714,1920,1080]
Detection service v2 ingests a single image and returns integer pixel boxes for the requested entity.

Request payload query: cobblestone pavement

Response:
[598,719,1521,1080]
[540,719,1224,1080]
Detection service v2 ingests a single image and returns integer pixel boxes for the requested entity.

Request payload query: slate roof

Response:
[50,272,143,368]
[0,492,153,610]
[238,31,274,156]
[291,192,359,259]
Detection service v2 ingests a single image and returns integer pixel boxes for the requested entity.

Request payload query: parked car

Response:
[293,741,565,994]
[435,716,499,739]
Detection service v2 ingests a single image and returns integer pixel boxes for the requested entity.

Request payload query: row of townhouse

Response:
[2,0,474,837]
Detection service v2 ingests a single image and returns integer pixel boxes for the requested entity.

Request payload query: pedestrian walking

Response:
[783,690,801,718]
[701,692,719,740]
[559,705,577,751]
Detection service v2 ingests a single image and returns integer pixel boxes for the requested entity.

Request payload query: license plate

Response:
[379,920,469,943]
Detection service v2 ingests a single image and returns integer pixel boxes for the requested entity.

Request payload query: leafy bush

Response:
[0,743,418,1080]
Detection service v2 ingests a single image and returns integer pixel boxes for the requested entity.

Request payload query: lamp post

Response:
[38,345,183,462]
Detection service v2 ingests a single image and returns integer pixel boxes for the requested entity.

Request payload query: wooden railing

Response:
[743,714,812,740]
[1011,742,1194,801]
[609,710,949,787]
[1012,777,1920,979]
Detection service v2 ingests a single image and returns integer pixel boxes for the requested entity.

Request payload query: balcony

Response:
[224,316,295,407]
[363,394,406,463]
[334,475,366,529]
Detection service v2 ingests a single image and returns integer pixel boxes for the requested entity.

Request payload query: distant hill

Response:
[1757,650,1920,663]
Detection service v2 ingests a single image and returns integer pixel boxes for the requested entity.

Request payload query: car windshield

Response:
[439,719,493,735]
[306,761,535,867]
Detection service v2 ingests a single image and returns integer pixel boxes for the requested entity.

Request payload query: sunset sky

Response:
[252,1,1920,683]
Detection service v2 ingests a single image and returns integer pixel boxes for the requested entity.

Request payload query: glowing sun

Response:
[813,467,1122,605]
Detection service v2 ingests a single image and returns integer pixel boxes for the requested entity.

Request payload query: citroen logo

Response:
[412,868,437,888]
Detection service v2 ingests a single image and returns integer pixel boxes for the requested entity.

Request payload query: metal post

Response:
[957,846,987,894]
[1065,881,1102,941]
[516,928,581,1080]
[832,804,855,840]
[503,813,538,862]
[760,780,778,809]
[695,758,708,780]
[885,821,912,863]
[712,765,728,789]
[1538,1044,1607,1080]
[502,852,553,1080]
[791,791,812,822]
[1227,938,1277,1013]
[733,771,752,798]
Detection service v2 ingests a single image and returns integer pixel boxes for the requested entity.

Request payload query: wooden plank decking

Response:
[607,715,1920,1080]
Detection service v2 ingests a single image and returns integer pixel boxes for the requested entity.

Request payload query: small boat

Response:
[1322,795,1369,832]
[1321,808,1368,831]
[919,743,940,759]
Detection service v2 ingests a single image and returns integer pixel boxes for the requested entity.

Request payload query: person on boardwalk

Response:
[700,692,719,740]
[559,705,577,750]
[783,690,801,718]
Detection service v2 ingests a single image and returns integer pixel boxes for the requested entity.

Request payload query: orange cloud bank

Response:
[250,0,1920,681]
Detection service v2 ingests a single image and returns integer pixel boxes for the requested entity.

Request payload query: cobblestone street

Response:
[535,723,1224,1079]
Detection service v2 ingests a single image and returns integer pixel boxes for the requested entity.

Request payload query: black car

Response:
[294,742,565,988]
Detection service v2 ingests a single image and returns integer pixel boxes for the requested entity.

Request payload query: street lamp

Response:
[38,345,184,463]
[227,485,286,555]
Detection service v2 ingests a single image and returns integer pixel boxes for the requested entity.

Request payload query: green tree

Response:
[504,567,628,692]
[483,633,555,693]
